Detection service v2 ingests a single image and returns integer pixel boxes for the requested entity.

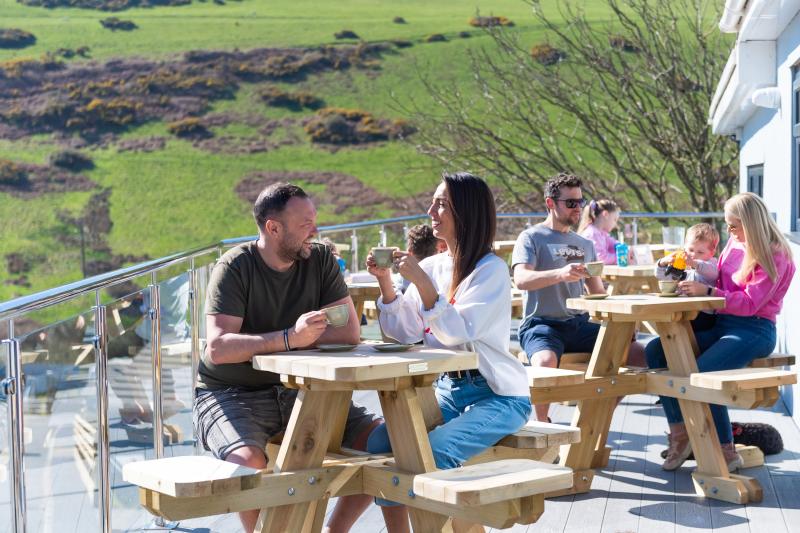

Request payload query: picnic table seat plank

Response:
[496,420,581,449]
[749,353,795,368]
[526,366,585,388]
[122,456,262,498]
[412,458,573,506]
[689,367,797,392]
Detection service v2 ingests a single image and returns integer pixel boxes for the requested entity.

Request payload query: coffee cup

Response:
[323,303,349,327]
[585,261,604,277]
[371,247,398,268]
[658,280,678,294]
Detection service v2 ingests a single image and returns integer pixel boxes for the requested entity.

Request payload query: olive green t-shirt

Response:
[196,241,348,390]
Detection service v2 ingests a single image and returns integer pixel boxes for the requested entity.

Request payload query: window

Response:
[747,164,763,197]
[794,68,800,230]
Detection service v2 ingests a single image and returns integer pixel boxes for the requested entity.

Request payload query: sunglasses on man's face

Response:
[552,198,587,209]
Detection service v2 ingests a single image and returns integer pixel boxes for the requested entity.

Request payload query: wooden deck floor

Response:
[174,390,800,533]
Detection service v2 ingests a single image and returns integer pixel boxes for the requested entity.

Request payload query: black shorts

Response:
[193,385,379,460]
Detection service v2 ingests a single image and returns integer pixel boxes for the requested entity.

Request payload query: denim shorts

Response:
[193,385,379,460]
[518,313,600,361]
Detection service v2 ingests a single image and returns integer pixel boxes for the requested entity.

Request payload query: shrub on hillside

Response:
[49,150,94,171]
[458,31,472,38]
[469,16,514,28]
[133,69,233,98]
[334,30,359,40]
[258,86,323,110]
[530,44,566,66]
[5,253,31,275]
[67,98,141,130]
[304,107,415,145]
[392,39,413,48]
[392,16,406,24]
[424,34,446,43]
[0,29,36,49]
[609,35,640,53]
[0,159,28,186]
[167,117,211,139]
[100,17,137,31]
[0,54,62,77]
[18,0,191,10]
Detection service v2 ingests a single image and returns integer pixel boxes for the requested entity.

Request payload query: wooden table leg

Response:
[655,321,759,504]
[353,297,366,322]
[561,321,635,486]
[379,386,458,532]
[256,389,351,533]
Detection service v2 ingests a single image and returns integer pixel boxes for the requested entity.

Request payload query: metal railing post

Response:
[632,218,639,247]
[189,261,200,449]
[149,276,163,458]
[351,229,359,273]
[403,224,409,240]
[2,325,25,533]
[93,296,111,533]
[379,225,387,247]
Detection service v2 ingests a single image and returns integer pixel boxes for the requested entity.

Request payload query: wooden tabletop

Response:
[602,265,657,277]
[566,294,725,316]
[253,343,478,381]
[347,282,381,294]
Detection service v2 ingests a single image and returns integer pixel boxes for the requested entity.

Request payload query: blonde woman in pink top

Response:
[579,199,621,265]
[646,193,795,472]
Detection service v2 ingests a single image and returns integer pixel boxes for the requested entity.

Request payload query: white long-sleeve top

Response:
[377,253,529,397]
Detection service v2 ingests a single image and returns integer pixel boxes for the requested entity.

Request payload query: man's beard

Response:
[555,211,579,228]
[277,237,311,262]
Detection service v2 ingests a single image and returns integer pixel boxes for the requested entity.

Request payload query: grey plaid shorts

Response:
[193,385,379,460]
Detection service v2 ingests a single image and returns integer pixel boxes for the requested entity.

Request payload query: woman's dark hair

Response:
[441,171,496,299]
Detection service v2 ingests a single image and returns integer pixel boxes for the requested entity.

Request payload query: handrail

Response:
[0,211,723,322]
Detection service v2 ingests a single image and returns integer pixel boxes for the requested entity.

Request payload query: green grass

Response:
[0,0,634,311]
[0,0,612,61]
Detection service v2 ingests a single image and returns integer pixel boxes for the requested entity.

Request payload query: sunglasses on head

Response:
[552,197,587,209]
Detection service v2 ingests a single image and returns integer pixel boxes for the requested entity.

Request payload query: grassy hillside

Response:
[0,0,620,302]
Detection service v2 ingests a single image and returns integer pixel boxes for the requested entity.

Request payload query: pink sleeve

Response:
[717,266,777,316]
[598,234,619,265]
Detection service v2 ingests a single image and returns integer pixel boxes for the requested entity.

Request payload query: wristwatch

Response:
[706,286,713,296]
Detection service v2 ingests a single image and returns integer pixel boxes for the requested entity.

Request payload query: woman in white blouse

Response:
[363,172,531,532]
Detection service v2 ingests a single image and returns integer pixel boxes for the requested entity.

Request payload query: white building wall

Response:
[738,10,800,424]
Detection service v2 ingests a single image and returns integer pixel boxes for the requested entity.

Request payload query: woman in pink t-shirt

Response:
[646,193,795,472]
[579,199,621,264]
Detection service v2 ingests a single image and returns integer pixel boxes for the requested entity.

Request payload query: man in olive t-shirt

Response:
[193,182,379,533]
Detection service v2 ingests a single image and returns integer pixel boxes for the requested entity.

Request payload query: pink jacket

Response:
[716,239,795,322]
[580,224,619,265]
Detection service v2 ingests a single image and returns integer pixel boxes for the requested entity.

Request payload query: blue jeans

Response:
[645,314,776,443]
[518,313,600,361]
[366,373,532,506]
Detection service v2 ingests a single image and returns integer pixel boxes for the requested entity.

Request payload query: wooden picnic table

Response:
[493,240,516,260]
[127,344,575,529]
[252,343,480,532]
[601,264,659,295]
[552,294,796,504]
[347,282,381,319]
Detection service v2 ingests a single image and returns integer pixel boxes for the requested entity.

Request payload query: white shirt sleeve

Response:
[377,285,426,344]
[421,259,511,347]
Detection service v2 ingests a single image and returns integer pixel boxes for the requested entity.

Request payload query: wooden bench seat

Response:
[749,353,795,368]
[496,420,581,449]
[526,366,585,388]
[123,455,262,498]
[689,367,797,392]
[412,458,573,506]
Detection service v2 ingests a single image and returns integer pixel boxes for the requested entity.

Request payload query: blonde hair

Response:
[724,193,792,283]
[578,199,618,233]
[686,223,720,252]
